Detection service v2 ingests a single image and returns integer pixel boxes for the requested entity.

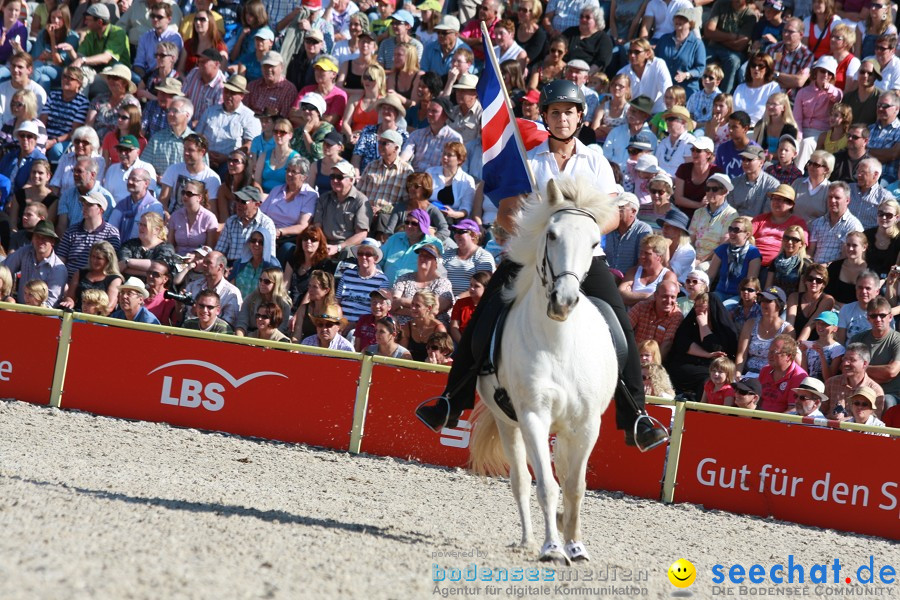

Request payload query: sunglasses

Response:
[195,16,208,22]
[228,158,246,164]
[10,101,24,108]
[702,74,715,80]
[741,287,758,293]
[315,320,339,328]
[664,116,682,123]
[154,53,170,58]
[150,13,165,19]
[18,133,36,140]
[181,189,200,197]
[357,252,377,258]
[330,174,347,181]
[426,344,444,352]
[117,114,129,120]
[806,277,825,284]
[878,103,896,109]
[750,64,766,70]
[807,161,826,169]
[728,226,744,234]
[852,401,873,408]
[685,278,702,285]
[147,270,164,278]
[794,394,818,402]
[627,148,644,155]
[868,313,890,320]
[649,188,668,195]
[706,185,724,193]
[273,129,291,136]
[196,303,218,311]
[783,236,802,244]
[362,75,375,82]
[300,103,318,111]
[878,211,897,219]
[255,313,271,320]
[876,46,895,52]
[404,220,419,226]
[248,238,264,245]
[847,134,864,140]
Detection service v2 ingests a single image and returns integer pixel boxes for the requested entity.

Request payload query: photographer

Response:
[183,250,243,327]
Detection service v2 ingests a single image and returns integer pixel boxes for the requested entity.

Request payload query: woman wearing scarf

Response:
[707,216,762,307]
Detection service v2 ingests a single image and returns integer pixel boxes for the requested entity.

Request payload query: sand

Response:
[0,399,896,600]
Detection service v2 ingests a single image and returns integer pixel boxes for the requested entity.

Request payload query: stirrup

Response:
[633,413,669,453]
[415,396,453,433]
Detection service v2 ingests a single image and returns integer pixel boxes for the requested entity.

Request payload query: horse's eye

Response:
[548,231,558,241]
[591,241,599,249]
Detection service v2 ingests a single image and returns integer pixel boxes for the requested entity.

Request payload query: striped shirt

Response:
[336,267,389,323]
[357,157,413,212]
[215,211,277,262]
[401,125,463,173]
[56,221,122,276]
[141,126,194,179]
[442,247,496,296]
[809,210,864,264]
[245,78,299,119]
[42,91,90,139]
[868,119,900,183]
[849,183,893,229]
[182,68,225,129]
[1,246,68,306]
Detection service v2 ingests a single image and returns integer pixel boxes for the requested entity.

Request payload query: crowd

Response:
[1,0,900,431]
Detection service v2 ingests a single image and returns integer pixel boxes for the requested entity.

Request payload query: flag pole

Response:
[480,22,538,194]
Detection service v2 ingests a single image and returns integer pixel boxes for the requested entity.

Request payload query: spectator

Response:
[688,173,739,264]
[730,276,762,330]
[655,8,705,99]
[255,117,300,194]
[736,285,793,375]
[788,263,835,340]
[863,199,900,280]
[764,135,802,185]
[59,239,122,313]
[788,377,828,417]
[871,33,900,92]
[380,207,442,284]
[352,93,408,174]
[824,343,884,418]
[357,129,414,219]
[654,105,694,178]
[845,60,881,128]
[166,178,218,255]
[825,231,867,307]
[103,138,158,210]
[703,92,733,146]
[643,172,674,227]
[425,331,455,366]
[715,111,759,179]
[119,212,176,279]
[493,19,530,75]
[678,269,709,316]
[619,234,678,306]
[836,269,881,344]
[592,74,630,143]
[140,76,182,141]
[816,102,852,156]
[79,289,109,316]
[197,74,260,172]
[401,96,464,173]
[791,149,834,223]
[730,376,761,410]
[729,146,780,217]
[764,224,810,296]
[421,16,470,77]
[528,35,568,91]
[100,105,146,168]
[263,156,317,265]
[708,216,762,305]
[442,219,495,296]
[245,51,298,118]
[562,60,599,126]
[354,289,394,352]
[41,66,89,164]
[753,94,799,156]
[602,194,648,274]
[703,0,757,94]
[628,279,683,360]
[300,55,348,129]
[849,158,891,230]
[86,65,140,144]
[733,52,781,125]
[285,28,324,91]
[341,62,385,142]
[336,237,389,329]
[110,277,160,324]
[291,269,338,341]
[247,301,290,342]
[769,17,813,100]
[0,0,26,81]
[117,0,183,51]
[673,136,721,219]
[831,124,871,184]
[399,289,447,361]
[617,38,671,113]
[808,181,863,264]
[0,219,66,305]
[701,355,736,405]
[793,56,843,156]
[217,149,258,223]
[752,184,807,270]
[0,52,48,122]
[49,126,105,199]
[0,122,46,195]
[284,224,333,309]
[107,167,162,243]
[603,99,654,172]
[185,250,243,326]
[7,198,48,252]
[801,310,844,380]
[759,333,808,413]
[666,292,740,398]
[2,89,46,158]
[386,41,424,112]
[159,133,221,213]
[180,9,227,75]
[22,279,49,307]
[135,41,179,106]
[750,0,784,53]
[228,229,279,299]
[312,160,371,258]
[392,243,454,326]
[377,11,422,71]
[291,92,334,163]
[133,2,182,78]
[181,50,226,132]
[142,96,194,183]
[182,289,233,333]
[686,66,723,129]
[866,90,900,184]
[849,296,900,410]
[365,315,411,359]
[56,191,121,277]
[449,271,488,344]
[216,186,277,263]
[846,386,888,433]
[300,304,354,351]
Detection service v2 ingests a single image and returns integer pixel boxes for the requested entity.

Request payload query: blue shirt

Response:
[655,33,707,97]
[134,27,184,74]
[111,306,161,325]
[379,233,443,284]
[869,119,900,183]
[421,38,471,76]
[713,243,762,297]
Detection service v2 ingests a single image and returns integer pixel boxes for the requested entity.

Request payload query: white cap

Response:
[299,92,327,115]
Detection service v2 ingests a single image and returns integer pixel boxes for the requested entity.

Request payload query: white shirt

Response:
[655,131,695,177]
[0,80,48,122]
[103,158,159,203]
[876,55,900,92]
[161,162,221,212]
[644,0,693,39]
[733,81,782,124]
[618,58,673,113]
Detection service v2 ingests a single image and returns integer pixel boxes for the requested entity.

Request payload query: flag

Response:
[476,39,535,201]
[517,118,548,151]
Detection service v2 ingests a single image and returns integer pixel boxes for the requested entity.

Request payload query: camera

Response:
[164,290,194,306]
[832,404,846,416]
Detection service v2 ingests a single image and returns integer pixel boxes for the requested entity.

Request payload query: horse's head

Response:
[538,180,603,321]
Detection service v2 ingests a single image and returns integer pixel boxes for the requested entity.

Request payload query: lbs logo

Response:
[149,360,288,411]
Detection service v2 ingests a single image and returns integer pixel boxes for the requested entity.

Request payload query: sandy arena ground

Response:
[0,399,896,600]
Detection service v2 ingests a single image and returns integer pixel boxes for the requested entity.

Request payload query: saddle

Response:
[471,294,629,422]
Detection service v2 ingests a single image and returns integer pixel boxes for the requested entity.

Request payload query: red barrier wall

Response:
[61,322,360,450]
[674,411,900,540]
[0,310,59,405]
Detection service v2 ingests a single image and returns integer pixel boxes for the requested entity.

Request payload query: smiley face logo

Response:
[668,559,696,588]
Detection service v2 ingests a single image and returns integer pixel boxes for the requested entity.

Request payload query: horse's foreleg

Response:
[496,420,534,549]
[518,409,568,566]
[557,430,599,562]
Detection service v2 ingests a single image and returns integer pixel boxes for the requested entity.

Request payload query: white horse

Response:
[469,176,618,565]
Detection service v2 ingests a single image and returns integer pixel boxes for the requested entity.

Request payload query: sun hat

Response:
[435,15,461,32]
[850,386,877,409]
[80,191,108,212]
[650,171,673,190]
[299,92,327,115]
[686,269,710,288]
[673,6,695,20]
[261,51,284,66]
[155,77,184,95]
[378,129,404,146]
[407,208,431,236]
[314,304,348,327]
[628,130,657,152]
[862,58,882,80]
[119,276,150,299]
[374,93,407,117]
[223,74,249,94]
[767,183,797,203]
[814,310,839,327]
[416,243,442,260]
[662,105,695,131]
[32,220,59,240]
[101,64,137,94]
[635,154,660,174]
[812,55,838,75]
[628,95,654,116]
[452,73,479,90]
[15,121,40,137]
[116,134,140,150]
[351,238,384,262]
[791,377,828,402]
[657,208,690,232]
[707,172,734,192]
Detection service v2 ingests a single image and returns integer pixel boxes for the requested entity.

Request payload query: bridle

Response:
[537,207,598,288]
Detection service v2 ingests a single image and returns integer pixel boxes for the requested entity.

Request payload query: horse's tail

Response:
[468,402,508,476]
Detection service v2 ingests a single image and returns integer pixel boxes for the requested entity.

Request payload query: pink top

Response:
[759,362,808,413]
[703,381,734,406]
[792,84,842,133]
[751,214,808,267]
[297,84,349,129]
[168,206,218,254]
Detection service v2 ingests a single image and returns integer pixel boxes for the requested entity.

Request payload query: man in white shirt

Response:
[159,132,221,212]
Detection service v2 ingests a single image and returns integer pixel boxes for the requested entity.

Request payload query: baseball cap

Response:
[734,377,762,397]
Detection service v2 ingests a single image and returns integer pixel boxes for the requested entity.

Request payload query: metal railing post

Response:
[348,353,375,454]
[661,399,688,504]
[49,312,74,408]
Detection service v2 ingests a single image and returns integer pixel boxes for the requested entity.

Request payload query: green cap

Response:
[116,134,140,150]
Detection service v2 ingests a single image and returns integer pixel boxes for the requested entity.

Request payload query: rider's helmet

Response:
[538,79,587,114]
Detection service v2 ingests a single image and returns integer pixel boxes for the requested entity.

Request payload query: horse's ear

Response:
[546,179,562,206]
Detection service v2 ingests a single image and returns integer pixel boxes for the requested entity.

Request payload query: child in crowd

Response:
[354,289,393,352]
[23,280,49,307]
[801,310,844,380]
[764,135,802,184]
[686,65,723,127]
[80,289,110,316]
[449,271,489,344]
[425,331,454,365]
[650,86,686,139]
[365,315,411,359]
[643,363,675,398]
[638,339,662,366]
[0,265,14,302]
[815,102,852,156]
[701,356,736,406]
[8,201,47,252]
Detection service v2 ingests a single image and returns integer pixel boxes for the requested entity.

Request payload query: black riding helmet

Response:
[539,80,586,142]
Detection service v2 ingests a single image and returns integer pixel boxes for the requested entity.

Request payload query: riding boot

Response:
[581,256,667,449]
[415,259,522,431]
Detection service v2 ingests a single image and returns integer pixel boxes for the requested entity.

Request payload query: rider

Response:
[415,80,669,451]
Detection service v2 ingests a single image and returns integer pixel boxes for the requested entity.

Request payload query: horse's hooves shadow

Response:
[538,551,571,566]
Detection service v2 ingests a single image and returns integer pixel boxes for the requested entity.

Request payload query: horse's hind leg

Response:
[518,409,568,565]
[496,419,535,549]
[556,432,597,562]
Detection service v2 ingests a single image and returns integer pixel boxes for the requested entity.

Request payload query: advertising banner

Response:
[674,410,900,540]
[0,310,60,405]
[62,322,360,450]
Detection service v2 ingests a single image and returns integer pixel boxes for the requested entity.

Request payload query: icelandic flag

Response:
[476,40,539,201]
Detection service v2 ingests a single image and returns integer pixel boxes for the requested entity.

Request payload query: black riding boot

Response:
[415,260,521,430]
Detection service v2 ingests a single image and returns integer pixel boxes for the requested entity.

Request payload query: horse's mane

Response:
[505,176,616,272]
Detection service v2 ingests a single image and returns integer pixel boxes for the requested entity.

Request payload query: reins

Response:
[536,207,598,288]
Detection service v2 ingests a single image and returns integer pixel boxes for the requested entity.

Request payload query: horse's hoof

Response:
[565,541,590,562]
[538,541,571,566]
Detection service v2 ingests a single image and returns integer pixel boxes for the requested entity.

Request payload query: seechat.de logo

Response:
[149,360,288,411]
